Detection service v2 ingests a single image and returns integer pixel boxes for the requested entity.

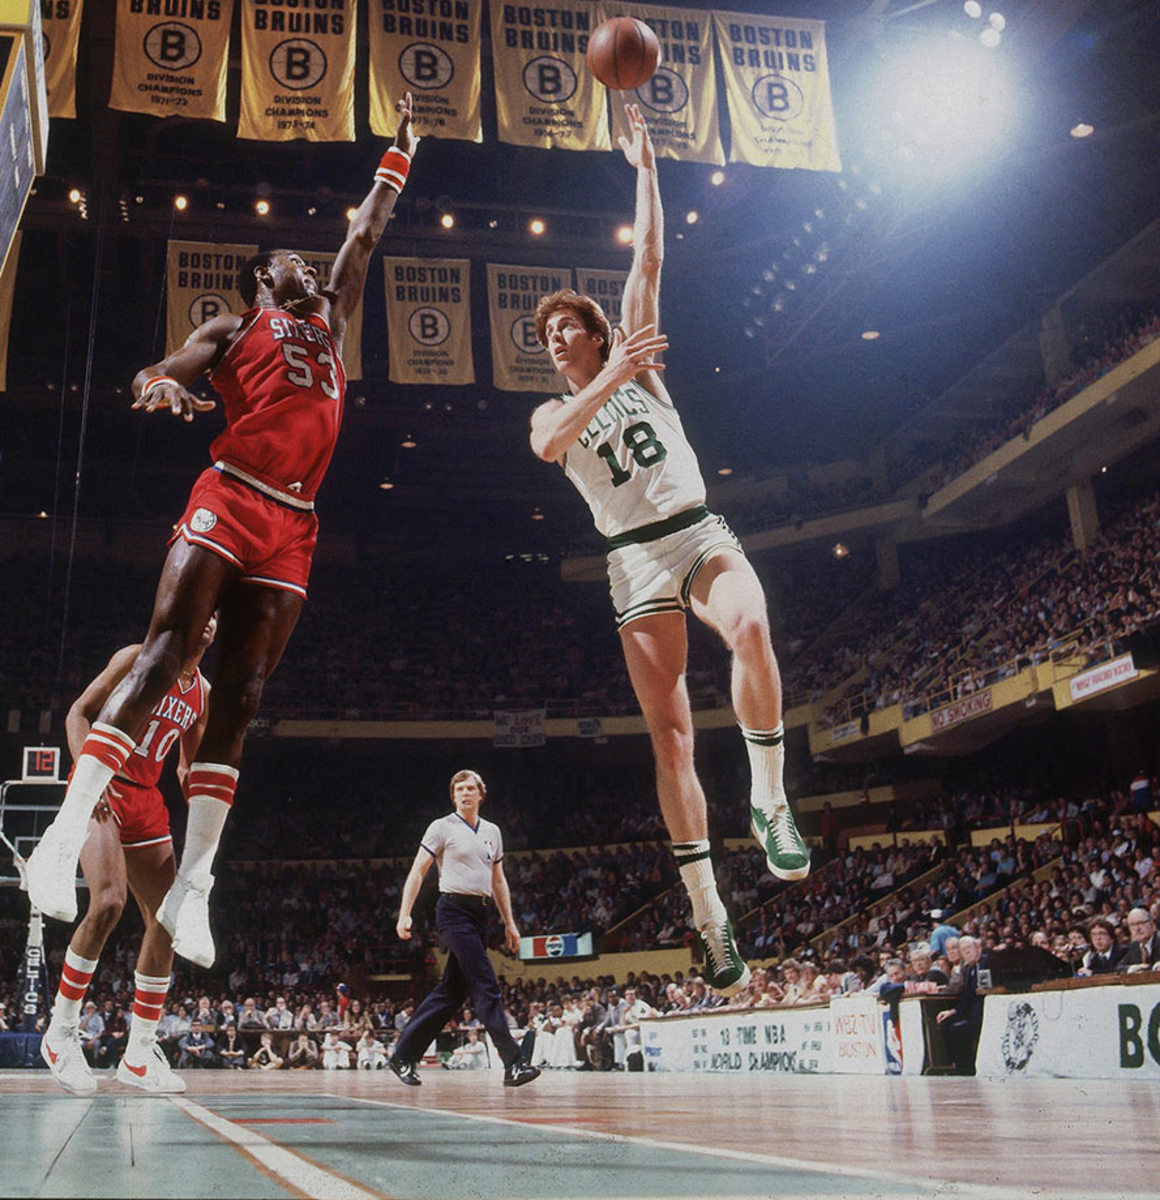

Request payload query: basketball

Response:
[586,17,661,91]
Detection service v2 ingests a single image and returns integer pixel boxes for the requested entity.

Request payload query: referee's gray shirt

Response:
[420,813,504,897]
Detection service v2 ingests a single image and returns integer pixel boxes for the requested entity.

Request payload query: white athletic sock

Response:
[179,768,237,886]
[741,722,787,816]
[127,971,171,1057]
[674,840,726,930]
[51,947,98,1030]
[55,724,136,843]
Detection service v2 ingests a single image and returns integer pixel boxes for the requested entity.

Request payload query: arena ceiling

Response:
[3,0,1159,557]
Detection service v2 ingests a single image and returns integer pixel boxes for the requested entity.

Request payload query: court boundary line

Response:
[343,1092,1142,1200]
[170,1095,393,1200]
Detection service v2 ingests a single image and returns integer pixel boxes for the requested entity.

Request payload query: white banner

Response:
[975,981,1160,1079]
[493,709,546,748]
[829,993,891,1074]
[642,1006,831,1073]
[1068,653,1138,703]
[574,267,628,329]
[165,239,258,357]
[486,262,570,393]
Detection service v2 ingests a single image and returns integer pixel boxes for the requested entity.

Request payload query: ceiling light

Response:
[529,218,546,236]
[1070,122,1094,138]
[401,434,417,448]
[710,170,725,186]
[531,507,544,521]
[833,542,849,559]
[963,1,982,16]
[174,195,188,211]
[67,187,82,204]
[861,330,880,340]
[717,467,733,476]
[255,199,270,216]
[685,210,699,225]
[440,213,455,229]
[616,224,633,244]
[379,479,394,490]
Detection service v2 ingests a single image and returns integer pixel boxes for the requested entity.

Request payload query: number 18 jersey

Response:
[209,308,346,504]
[561,378,706,540]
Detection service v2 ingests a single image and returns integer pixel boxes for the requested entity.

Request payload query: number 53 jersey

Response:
[209,308,346,506]
[560,378,707,540]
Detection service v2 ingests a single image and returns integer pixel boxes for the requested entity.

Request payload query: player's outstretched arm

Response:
[131,313,243,421]
[327,92,420,342]
[618,104,669,402]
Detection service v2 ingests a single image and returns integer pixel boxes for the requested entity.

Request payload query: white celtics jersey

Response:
[561,379,707,540]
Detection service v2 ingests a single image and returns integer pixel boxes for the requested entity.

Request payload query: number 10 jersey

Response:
[561,378,707,540]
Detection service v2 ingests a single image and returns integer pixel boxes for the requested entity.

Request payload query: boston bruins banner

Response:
[238,0,356,142]
[42,0,84,119]
[712,11,840,172]
[383,257,474,385]
[368,0,482,143]
[166,240,257,357]
[0,231,19,391]
[604,4,722,164]
[574,266,629,329]
[296,248,363,379]
[487,263,570,393]
[490,0,609,152]
[109,0,233,122]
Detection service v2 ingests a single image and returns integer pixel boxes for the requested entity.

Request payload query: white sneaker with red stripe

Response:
[118,1039,186,1094]
[157,873,216,968]
[25,825,85,923]
[41,1024,98,1096]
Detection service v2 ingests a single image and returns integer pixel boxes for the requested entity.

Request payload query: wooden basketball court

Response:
[2,1067,1154,1198]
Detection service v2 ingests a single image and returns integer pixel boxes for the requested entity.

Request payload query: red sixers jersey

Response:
[118,671,206,789]
[208,308,346,503]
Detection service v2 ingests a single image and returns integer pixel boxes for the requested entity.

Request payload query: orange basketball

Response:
[586,17,661,91]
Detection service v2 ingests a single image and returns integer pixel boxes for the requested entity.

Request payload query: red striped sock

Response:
[53,947,98,1029]
[181,764,238,886]
[81,722,136,773]
[55,723,137,841]
[128,971,171,1054]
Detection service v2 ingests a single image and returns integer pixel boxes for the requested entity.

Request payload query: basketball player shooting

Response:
[25,95,421,968]
[530,105,810,997]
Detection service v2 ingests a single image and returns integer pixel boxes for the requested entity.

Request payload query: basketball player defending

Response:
[25,97,421,967]
[41,617,215,1094]
[530,105,810,996]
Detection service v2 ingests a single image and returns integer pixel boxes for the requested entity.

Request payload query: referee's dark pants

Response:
[395,893,524,1068]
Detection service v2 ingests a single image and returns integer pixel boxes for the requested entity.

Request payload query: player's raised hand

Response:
[132,376,216,423]
[605,322,667,385]
[394,91,419,157]
[617,103,654,170]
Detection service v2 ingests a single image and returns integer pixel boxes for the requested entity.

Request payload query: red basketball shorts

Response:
[172,468,319,599]
[104,778,172,849]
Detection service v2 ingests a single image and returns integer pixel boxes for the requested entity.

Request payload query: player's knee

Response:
[651,725,695,774]
[727,611,773,661]
[86,888,126,936]
[216,675,267,725]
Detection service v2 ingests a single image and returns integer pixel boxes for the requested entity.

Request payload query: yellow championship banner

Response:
[574,266,628,328]
[487,263,570,393]
[165,240,257,357]
[604,4,722,164]
[712,10,840,172]
[383,257,474,385]
[297,248,363,379]
[238,0,356,142]
[42,0,83,119]
[368,0,482,143]
[490,0,609,152]
[0,230,19,390]
[109,0,233,122]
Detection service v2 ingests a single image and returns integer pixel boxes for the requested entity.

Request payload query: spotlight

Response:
[174,195,188,211]
[710,170,725,186]
[529,218,546,236]
[685,210,699,225]
[531,507,544,521]
[488,218,498,229]
[401,434,417,448]
[833,542,849,559]
[440,213,455,229]
[616,224,634,244]
[255,199,270,216]
[717,467,733,476]
[346,206,359,221]
[67,187,82,204]
[307,205,318,215]
[1070,122,1094,138]
[861,330,880,341]
[379,479,394,490]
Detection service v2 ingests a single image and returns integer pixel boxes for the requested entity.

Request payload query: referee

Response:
[390,769,539,1087]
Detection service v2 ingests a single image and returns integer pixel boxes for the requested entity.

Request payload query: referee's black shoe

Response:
[388,1055,421,1086]
[503,1059,541,1087]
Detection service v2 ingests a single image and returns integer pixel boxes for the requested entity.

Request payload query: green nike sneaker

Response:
[751,800,811,882]
[697,915,752,997]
